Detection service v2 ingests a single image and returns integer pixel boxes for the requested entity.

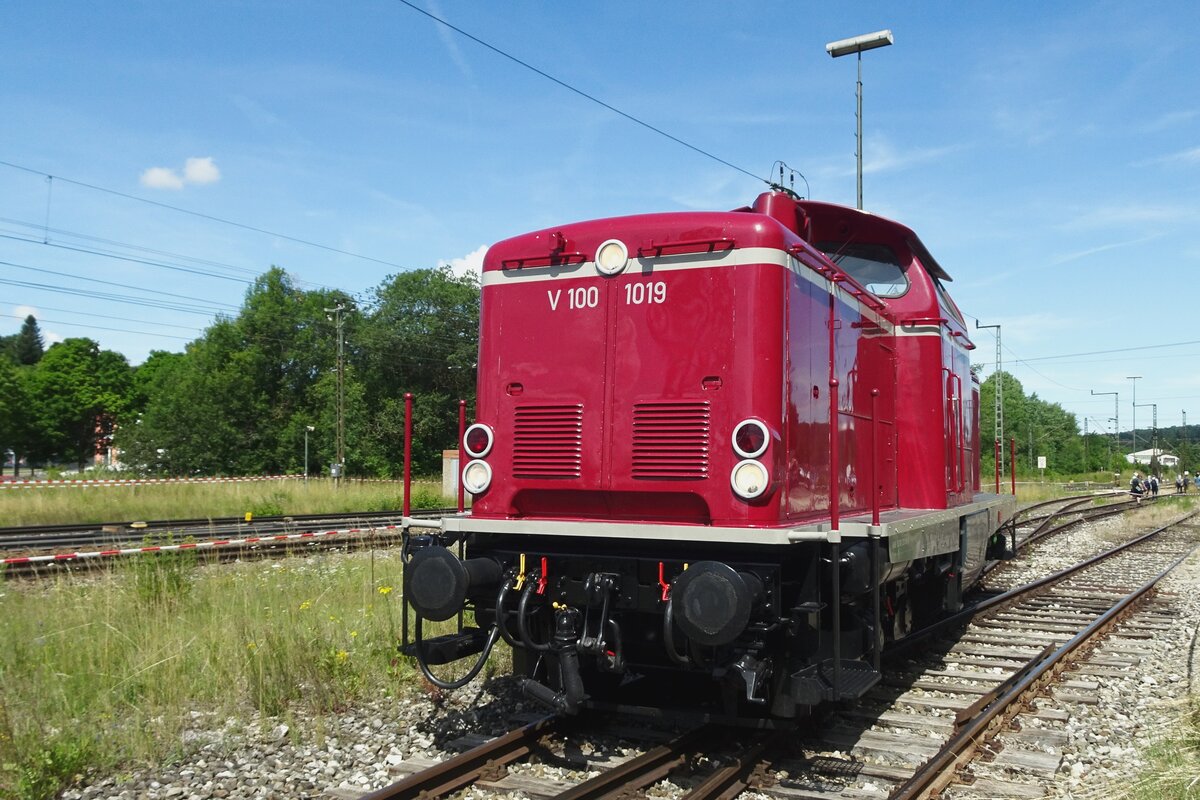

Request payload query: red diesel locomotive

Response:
[402,189,1015,721]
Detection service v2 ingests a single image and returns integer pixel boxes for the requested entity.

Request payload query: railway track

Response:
[335,508,1199,800]
[0,508,458,577]
[0,508,458,549]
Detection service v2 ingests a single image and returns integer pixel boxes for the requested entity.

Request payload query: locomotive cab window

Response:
[816,242,909,298]
[933,277,966,326]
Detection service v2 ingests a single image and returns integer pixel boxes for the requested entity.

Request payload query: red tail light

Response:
[464,423,494,458]
[732,419,768,458]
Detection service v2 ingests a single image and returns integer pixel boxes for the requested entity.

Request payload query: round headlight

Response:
[463,423,494,458]
[732,419,769,459]
[730,459,769,500]
[595,239,628,275]
[462,459,493,495]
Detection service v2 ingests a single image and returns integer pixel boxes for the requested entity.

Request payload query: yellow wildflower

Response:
[378,586,393,596]
[335,649,349,663]
[298,600,312,611]
[350,630,359,639]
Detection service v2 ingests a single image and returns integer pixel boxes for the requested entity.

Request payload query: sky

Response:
[1,0,1198,442]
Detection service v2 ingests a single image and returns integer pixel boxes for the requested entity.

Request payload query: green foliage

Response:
[128,542,197,606]
[116,265,478,478]
[249,495,286,517]
[0,552,429,797]
[979,371,1089,476]
[7,730,99,800]
[355,266,479,474]
[24,338,131,469]
[0,359,30,466]
[14,315,45,366]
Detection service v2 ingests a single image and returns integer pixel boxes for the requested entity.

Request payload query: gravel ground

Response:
[60,504,1200,800]
[1042,535,1200,797]
[61,676,529,800]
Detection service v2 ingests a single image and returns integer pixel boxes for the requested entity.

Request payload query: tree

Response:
[117,269,355,475]
[15,315,45,365]
[28,338,132,468]
[356,266,479,474]
[0,359,31,474]
[979,371,1083,476]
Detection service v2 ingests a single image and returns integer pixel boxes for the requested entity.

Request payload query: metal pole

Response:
[871,389,880,525]
[304,429,308,482]
[325,303,350,484]
[825,30,891,211]
[828,293,842,697]
[457,399,466,513]
[994,438,1000,493]
[977,321,1003,476]
[1091,390,1117,459]
[1128,376,1142,455]
[1084,418,1089,473]
[1009,437,1016,496]
[403,393,413,516]
[856,52,863,210]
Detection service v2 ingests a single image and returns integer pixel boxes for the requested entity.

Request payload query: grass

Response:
[0,548,505,800]
[0,477,484,799]
[1124,710,1200,799]
[0,478,451,527]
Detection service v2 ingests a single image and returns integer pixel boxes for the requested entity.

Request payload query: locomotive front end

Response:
[401,191,1015,722]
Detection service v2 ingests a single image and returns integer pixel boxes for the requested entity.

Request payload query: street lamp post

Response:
[1135,403,1158,470]
[304,425,315,482]
[826,29,894,210]
[1091,389,1118,462]
[1127,376,1142,455]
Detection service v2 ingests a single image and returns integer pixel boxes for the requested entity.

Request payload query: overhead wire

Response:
[1,312,194,342]
[6,303,207,332]
[0,232,253,285]
[392,0,767,186]
[0,159,413,271]
[0,215,260,277]
[0,258,241,310]
[0,277,227,316]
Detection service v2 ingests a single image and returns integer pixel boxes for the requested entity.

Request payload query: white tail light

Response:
[462,460,493,495]
[730,459,769,500]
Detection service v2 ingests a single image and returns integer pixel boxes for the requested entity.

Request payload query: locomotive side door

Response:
[943,344,971,505]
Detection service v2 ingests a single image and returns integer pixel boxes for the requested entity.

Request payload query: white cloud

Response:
[183,156,220,184]
[440,245,487,279]
[139,157,221,190]
[44,331,63,345]
[427,0,473,82]
[140,166,185,190]
[1131,145,1200,168]
[13,305,40,320]
[863,138,962,176]
[1048,235,1160,266]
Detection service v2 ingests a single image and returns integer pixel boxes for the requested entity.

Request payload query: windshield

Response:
[816,242,909,298]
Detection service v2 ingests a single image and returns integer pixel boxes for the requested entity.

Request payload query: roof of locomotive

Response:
[483,193,953,283]
[483,209,796,271]
[796,200,953,283]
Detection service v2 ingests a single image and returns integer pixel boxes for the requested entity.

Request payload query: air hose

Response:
[412,615,501,690]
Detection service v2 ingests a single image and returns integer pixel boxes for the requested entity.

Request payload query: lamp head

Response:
[826,30,894,58]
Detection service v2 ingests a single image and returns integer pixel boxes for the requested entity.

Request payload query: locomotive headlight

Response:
[730,459,769,500]
[463,423,494,458]
[462,459,493,495]
[595,239,629,275]
[732,419,769,458]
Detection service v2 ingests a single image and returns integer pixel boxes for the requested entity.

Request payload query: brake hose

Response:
[517,576,552,652]
[413,615,501,690]
[662,595,691,666]
[494,575,521,648]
